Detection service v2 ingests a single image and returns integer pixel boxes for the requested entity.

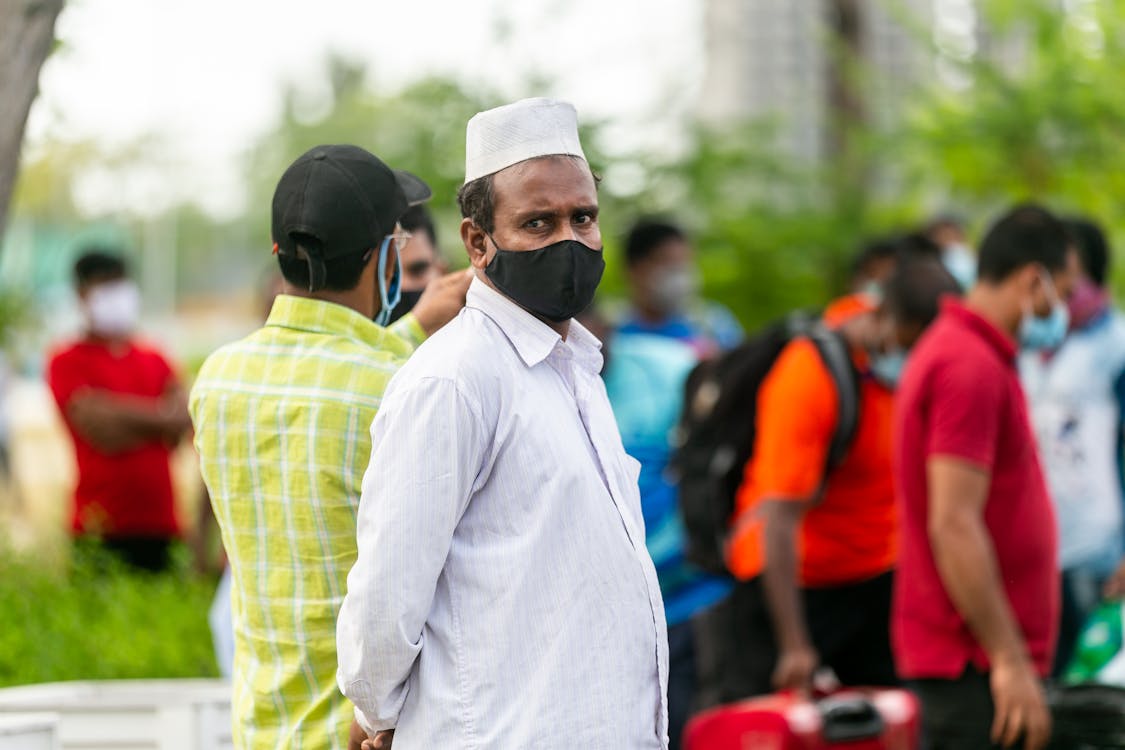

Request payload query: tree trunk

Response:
[824,0,865,171]
[0,0,65,249]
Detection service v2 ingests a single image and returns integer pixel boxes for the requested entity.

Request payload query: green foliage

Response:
[11,0,1125,331]
[894,0,1125,236]
[0,542,220,687]
[0,286,34,352]
[246,60,501,265]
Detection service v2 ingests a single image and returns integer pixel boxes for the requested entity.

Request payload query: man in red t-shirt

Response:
[895,205,1079,750]
[46,251,191,572]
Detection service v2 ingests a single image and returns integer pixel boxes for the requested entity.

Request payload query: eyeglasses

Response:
[362,230,414,264]
[385,231,413,254]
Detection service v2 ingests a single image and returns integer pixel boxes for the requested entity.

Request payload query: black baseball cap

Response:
[271,144,432,291]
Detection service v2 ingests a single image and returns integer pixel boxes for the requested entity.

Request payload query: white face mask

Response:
[85,280,141,337]
[651,267,700,315]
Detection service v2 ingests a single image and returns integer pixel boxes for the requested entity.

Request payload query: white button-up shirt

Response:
[337,277,668,749]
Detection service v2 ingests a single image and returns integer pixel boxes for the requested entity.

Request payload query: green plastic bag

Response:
[1068,601,1125,686]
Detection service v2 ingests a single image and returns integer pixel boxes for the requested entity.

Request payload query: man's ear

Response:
[1018,263,1041,296]
[461,219,490,271]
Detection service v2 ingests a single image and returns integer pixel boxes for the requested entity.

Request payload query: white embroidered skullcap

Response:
[464,97,587,184]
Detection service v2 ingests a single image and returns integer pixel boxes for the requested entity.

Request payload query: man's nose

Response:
[555,223,581,243]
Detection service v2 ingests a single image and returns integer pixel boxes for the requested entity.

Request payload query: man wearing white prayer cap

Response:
[337,97,670,749]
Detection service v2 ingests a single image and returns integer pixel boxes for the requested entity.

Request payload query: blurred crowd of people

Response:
[36,96,1125,750]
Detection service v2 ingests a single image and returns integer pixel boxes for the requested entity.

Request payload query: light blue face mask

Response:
[942,244,977,290]
[1019,269,1069,351]
[870,349,907,388]
[373,234,403,328]
[1019,301,1069,351]
[861,280,884,304]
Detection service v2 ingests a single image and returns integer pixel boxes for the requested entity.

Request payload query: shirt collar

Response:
[265,294,414,356]
[941,296,1018,364]
[466,277,603,372]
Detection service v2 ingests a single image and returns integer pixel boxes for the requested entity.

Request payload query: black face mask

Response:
[484,236,605,322]
[385,288,424,325]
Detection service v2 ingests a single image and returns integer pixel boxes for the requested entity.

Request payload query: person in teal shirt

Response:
[601,329,732,750]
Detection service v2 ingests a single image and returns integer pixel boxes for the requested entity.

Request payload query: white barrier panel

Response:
[0,713,59,750]
[0,681,231,750]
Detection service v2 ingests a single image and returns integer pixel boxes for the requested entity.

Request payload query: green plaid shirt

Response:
[190,295,425,750]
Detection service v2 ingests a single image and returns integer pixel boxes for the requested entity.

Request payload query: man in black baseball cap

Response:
[190,144,470,750]
[272,144,433,321]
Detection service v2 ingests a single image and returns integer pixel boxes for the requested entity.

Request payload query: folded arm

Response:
[66,384,191,453]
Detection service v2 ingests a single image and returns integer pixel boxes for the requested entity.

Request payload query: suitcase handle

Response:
[820,697,885,742]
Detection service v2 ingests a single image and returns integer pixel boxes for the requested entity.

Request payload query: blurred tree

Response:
[245,59,502,266]
[605,0,1125,327]
[891,0,1125,248]
[11,0,1125,333]
[0,0,64,247]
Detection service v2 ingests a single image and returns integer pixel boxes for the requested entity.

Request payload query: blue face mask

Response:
[373,234,403,328]
[870,349,907,388]
[1019,302,1069,351]
[942,244,977,290]
[1019,269,1069,351]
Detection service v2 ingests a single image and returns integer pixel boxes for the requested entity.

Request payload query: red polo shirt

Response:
[892,298,1059,679]
[46,339,181,539]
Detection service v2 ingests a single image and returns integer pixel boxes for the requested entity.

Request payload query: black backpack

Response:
[671,312,861,576]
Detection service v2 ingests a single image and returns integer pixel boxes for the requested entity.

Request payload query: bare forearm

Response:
[70,391,189,447]
[932,517,1027,663]
[762,507,809,649]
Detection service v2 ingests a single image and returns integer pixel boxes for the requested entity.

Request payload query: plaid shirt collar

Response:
[266,294,415,357]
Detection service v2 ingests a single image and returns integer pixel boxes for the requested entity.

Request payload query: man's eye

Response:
[526,219,545,229]
[574,214,592,225]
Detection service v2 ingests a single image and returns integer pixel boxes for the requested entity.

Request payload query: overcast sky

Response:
[24,0,705,217]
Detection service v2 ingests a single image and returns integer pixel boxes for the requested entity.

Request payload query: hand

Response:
[772,643,819,693]
[365,730,394,750]
[1104,558,1125,600]
[990,654,1051,750]
[409,269,473,336]
[157,391,192,444]
[348,720,393,750]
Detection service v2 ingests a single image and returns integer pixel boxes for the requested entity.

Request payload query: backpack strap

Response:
[804,323,861,469]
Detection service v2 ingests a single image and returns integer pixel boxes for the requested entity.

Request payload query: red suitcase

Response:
[683,688,921,750]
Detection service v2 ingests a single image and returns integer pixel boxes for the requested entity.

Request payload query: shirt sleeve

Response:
[336,375,485,733]
[153,350,179,392]
[744,339,839,501]
[925,356,1003,469]
[45,350,81,415]
[388,313,427,351]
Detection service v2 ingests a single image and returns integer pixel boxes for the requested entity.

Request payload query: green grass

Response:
[0,541,221,687]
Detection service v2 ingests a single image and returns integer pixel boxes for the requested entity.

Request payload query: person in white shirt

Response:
[336,97,669,750]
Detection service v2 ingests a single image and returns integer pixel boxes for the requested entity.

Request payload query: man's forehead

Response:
[492,156,597,211]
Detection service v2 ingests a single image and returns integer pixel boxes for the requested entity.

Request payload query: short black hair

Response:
[1065,216,1110,286]
[977,204,1072,284]
[624,219,687,268]
[277,234,371,292]
[925,213,966,238]
[456,155,599,235]
[400,204,437,248]
[74,250,128,288]
[884,255,961,329]
[850,236,897,281]
[895,232,942,260]
[457,173,495,233]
